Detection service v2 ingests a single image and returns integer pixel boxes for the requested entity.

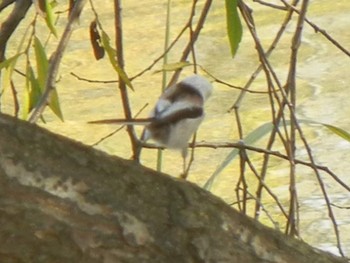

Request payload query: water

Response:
[1,0,350,256]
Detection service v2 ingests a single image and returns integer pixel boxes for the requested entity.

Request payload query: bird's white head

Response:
[179,75,213,101]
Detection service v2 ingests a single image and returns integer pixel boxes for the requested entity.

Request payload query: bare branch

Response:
[168,0,213,86]
[280,0,350,57]
[0,0,15,12]
[113,0,139,160]
[0,0,32,62]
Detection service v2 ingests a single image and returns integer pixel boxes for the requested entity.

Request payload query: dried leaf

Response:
[90,20,105,60]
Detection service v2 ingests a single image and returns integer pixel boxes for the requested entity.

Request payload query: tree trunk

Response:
[0,113,346,263]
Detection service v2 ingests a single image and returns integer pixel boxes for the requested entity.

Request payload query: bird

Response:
[90,74,213,176]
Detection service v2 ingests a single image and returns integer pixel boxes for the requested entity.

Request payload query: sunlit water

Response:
[1,0,350,256]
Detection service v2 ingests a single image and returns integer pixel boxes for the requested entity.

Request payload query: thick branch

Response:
[0,0,32,62]
[0,113,346,263]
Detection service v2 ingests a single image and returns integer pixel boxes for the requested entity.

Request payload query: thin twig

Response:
[113,0,139,160]
[70,72,118,83]
[200,66,275,94]
[331,203,350,210]
[142,140,350,192]
[188,0,199,73]
[280,0,350,57]
[130,19,190,81]
[237,186,281,230]
[284,0,309,237]
[10,80,19,117]
[274,0,345,254]
[236,148,248,214]
[182,132,197,179]
[229,0,298,111]
[182,0,200,177]
[243,147,289,220]
[236,0,295,222]
[168,0,213,86]
[253,0,287,10]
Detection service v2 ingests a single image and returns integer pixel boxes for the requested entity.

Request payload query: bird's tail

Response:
[88,118,153,125]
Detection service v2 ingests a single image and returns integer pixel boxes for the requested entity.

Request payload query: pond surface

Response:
[1,0,350,256]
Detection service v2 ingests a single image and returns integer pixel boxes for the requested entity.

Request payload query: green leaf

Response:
[48,88,64,121]
[33,36,64,121]
[225,0,242,57]
[0,53,22,71]
[298,119,350,143]
[0,53,23,93]
[23,62,41,119]
[204,122,273,190]
[322,124,350,143]
[162,61,191,71]
[44,0,58,37]
[100,31,134,90]
[23,63,32,119]
[34,36,49,91]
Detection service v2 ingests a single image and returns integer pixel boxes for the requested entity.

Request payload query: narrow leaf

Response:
[162,61,191,72]
[153,61,191,74]
[299,119,350,143]
[323,124,350,143]
[24,63,38,119]
[44,0,58,37]
[225,0,242,57]
[33,36,64,121]
[0,53,22,71]
[23,63,32,119]
[48,89,64,121]
[204,122,273,190]
[34,36,49,90]
[0,53,23,93]
[101,31,134,90]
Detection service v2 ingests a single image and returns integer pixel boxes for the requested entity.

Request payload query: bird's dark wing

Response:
[152,106,203,127]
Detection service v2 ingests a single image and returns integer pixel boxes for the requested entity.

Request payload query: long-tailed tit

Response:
[90,75,213,174]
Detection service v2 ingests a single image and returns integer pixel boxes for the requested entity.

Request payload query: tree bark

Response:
[0,113,346,263]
